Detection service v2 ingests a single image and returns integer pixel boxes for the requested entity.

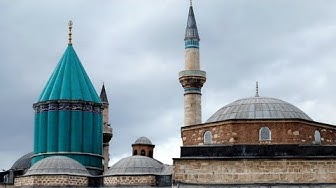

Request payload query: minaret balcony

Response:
[179,70,206,88]
[103,123,113,143]
[179,70,206,78]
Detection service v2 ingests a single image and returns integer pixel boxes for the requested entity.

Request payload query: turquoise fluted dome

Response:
[32,44,103,174]
[38,45,100,103]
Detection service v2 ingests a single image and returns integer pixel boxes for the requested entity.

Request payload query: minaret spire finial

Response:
[68,20,73,45]
[255,81,259,97]
[190,0,192,6]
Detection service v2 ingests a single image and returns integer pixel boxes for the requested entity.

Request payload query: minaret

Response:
[179,2,206,126]
[100,84,113,172]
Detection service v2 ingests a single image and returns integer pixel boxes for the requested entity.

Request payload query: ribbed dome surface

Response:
[11,152,33,170]
[38,45,100,103]
[134,137,153,145]
[107,156,164,175]
[25,156,90,176]
[206,97,312,123]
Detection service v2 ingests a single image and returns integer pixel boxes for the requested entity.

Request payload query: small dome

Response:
[11,152,33,170]
[25,156,90,176]
[206,97,312,123]
[106,156,164,175]
[134,136,153,145]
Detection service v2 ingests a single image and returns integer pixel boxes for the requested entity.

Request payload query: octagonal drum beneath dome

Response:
[206,97,312,123]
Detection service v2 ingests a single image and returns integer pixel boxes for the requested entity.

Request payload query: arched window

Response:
[315,130,321,145]
[203,131,212,145]
[259,127,271,141]
[133,150,137,155]
[141,149,146,156]
[149,150,153,158]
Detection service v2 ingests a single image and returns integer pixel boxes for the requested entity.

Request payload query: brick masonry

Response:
[14,175,88,187]
[173,159,336,185]
[182,120,336,146]
[104,175,156,186]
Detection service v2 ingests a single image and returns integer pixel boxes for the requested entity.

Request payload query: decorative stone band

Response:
[33,100,102,114]
[185,39,199,49]
[33,151,103,158]
[184,87,202,94]
[180,144,336,158]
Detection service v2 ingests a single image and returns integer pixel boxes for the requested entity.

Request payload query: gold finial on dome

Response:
[255,81,260,97]
[68,20,73,45]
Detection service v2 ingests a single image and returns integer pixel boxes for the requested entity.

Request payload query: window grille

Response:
[259,127,271,141]
[204,131,212,145]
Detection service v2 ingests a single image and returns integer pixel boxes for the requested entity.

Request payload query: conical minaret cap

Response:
[100,84,109,104]
[185,5,199,40]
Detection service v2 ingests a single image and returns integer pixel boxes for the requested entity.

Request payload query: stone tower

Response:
[179,3,206,126]
[100,84,113,172]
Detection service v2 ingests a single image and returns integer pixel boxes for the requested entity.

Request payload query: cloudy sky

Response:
[1,0,336,169]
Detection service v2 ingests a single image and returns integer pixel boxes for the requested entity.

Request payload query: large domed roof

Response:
[11,152,33,170]
[206,97,312,123]
[106,156,164,175]
[25,156,90,176]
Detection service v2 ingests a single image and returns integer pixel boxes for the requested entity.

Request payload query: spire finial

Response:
[190,0,192,6]
[255,81,260,97]
[68,20,73,45]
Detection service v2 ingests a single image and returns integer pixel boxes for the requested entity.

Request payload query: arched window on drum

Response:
[203,131,212,145]
[314,130,321,145]
[259,127,271,141]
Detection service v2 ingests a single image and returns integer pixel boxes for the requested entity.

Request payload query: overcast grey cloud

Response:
[1,0,336,169]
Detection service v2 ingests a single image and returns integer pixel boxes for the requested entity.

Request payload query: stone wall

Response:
[173,158,336,185]
[0,184,15,188]
[104,175,156,186]
[182,120,336,146]
[14,175,88,187]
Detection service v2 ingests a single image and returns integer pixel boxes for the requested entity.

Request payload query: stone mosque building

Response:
[1,2,336,188]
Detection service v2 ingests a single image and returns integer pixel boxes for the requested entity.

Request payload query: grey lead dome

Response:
[24,156,90,176]
[106,156,164,175]
[206,97,312,123]
[11,152,33,171]
[134,136,153,145]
